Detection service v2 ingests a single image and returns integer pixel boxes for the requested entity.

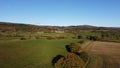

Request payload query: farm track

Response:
[83,41,120,68]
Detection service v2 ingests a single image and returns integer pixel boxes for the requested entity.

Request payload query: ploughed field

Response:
[84,41,120,68]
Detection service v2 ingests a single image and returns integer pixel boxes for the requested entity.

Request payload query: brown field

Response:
[83,41,120,68]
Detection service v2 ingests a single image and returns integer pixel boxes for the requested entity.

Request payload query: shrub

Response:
[65,43,82,53]
[78,35,83,39]
[86,36,97,41]
[56,36,65,39]
[55,53,85,68]
[35,36,41,39]
[53,43,89,68]
[78,40,85,44]
[72,37,76,39]
[20,37,27,40]
[75,51,89,62]
[52,55,64,65]
[46,36,55,40]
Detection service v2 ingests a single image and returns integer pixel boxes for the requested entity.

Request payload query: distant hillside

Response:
[0,22,52,32]
[0,22,120,33]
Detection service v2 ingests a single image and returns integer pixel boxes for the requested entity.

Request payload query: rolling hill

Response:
[0,22,120,33]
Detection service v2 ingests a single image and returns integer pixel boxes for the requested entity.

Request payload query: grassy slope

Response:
[0,39,80,68]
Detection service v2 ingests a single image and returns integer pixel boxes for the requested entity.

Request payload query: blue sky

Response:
[0,0,120,27]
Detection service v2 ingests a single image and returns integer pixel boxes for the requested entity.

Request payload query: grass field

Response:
[0,39,80,68]
[0,34,120,68]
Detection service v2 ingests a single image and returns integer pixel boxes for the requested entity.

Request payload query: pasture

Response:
[0,39,80,68]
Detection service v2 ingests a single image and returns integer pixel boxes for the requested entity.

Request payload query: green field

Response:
[0,39,80,68]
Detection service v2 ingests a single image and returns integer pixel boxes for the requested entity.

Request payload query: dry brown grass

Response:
[84,41,120,68]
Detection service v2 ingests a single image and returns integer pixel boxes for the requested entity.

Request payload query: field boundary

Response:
[82,57,90,68]
[82,41,93,50]
[82,41,93,68]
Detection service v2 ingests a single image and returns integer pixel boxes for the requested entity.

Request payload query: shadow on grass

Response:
[65,45,71,52]
[52,55,64,65]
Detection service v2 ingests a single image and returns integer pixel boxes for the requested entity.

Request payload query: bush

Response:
[46,36,55,40]
[52,55,64,65]
[78,40,85,44]
[52,43,89,68]
[56,36,66,39]
[20,37,27,40]
[55,53,85,68]
[65,43,82,53]
[86,36,97,41]
[35,36,41,39]
[75,51,89,62]
[72,36,77,39]
[78,35,83,39]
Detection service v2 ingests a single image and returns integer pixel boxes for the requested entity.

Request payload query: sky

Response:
[0,0,120,27]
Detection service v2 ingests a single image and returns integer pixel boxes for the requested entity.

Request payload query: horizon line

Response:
[0,21,120,28]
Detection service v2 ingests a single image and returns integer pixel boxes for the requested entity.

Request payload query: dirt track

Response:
[84,41,120,68]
